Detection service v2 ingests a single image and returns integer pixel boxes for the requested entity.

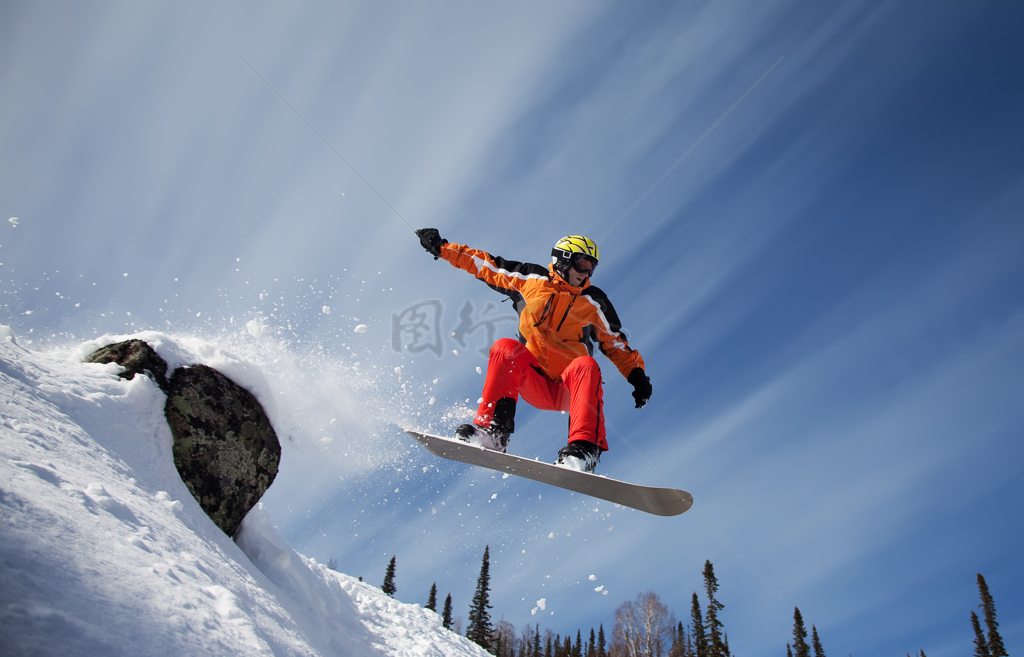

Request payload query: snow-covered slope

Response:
[0,329,488,657]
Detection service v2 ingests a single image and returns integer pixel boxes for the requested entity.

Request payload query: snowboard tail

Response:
[404,429,692,517]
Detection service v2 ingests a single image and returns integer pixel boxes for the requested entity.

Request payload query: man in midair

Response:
[416,229,652,473]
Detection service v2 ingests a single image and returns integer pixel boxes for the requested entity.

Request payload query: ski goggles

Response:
[571,256,597,276]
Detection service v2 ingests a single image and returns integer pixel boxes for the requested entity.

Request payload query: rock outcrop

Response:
[164,364,280,537]
[83,339,168,391]
[83,340,280,537]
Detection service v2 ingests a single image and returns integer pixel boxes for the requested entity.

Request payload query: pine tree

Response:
[972,611,992,657]
[691,592,708,657]
[588,628,596,657]
[811,625,825,657]
[977,574,1008,657]
[573,630,583,657]
[669,621,682,657]
[786,645,793,657]
[466,546,494,651]
[682,621,697,657]
[702,560,729,657]
[791,608,810,657]
[381,556,397,597]
[597,624,607,657]
[442,594,453,630]
[426,583,438,612]
[534,625,542,657]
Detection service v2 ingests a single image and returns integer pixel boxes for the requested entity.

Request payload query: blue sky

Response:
[2,1,1023,655]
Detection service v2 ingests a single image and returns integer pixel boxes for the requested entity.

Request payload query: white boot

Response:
[555,441,601,473]
[455,424,510,453]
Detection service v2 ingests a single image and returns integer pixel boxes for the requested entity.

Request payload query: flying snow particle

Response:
[594,585,604,592]
[477,397,484,404]
[429,397,436,405]
[548,533,555,539]
[603,590,609,596]
[476,366,482,374]
[354,324,368,333]
[8,217,19,226]
[490,494,497,500]
[394,367,402,375]
[589,575,597,581]
[246,318,269,338]
[452,349,459,356]
[322,305,332,315]
[536,598,546,611]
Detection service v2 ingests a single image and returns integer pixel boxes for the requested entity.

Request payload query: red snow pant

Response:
[474,338,607,451]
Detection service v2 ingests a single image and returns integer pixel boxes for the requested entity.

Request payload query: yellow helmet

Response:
[551,235,599,276]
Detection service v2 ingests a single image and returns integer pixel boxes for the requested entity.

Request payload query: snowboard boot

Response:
[555,440,602,474]
[455,424,510,452]
[455,397,516,453]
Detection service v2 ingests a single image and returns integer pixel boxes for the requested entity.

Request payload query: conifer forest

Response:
[368,549,1010,656]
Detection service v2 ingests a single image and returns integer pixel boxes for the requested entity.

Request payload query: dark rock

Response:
[83,339,169,391]
[163,365,280,537]
[82,339,280,539]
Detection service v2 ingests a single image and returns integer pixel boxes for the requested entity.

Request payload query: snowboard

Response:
[404,429,692,517]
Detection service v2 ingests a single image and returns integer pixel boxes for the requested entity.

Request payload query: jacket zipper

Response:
[533,294,556,327]
[555,294,577,332]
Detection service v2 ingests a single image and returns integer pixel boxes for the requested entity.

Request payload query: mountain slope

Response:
[0,330,488,657]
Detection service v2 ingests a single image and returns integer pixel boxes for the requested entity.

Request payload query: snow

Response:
[0,329,490,656]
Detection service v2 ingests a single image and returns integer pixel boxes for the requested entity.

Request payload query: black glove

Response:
[415,228,448,259]
[627,368,652,409]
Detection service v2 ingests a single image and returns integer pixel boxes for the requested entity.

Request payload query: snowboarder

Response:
[415,229,652,473]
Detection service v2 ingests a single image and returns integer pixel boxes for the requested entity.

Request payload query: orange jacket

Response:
[439,241,645,382]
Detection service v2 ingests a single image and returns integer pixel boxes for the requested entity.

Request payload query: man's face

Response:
[565,256,595,286]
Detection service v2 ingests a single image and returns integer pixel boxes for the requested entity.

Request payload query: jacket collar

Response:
[548,263,589,293]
